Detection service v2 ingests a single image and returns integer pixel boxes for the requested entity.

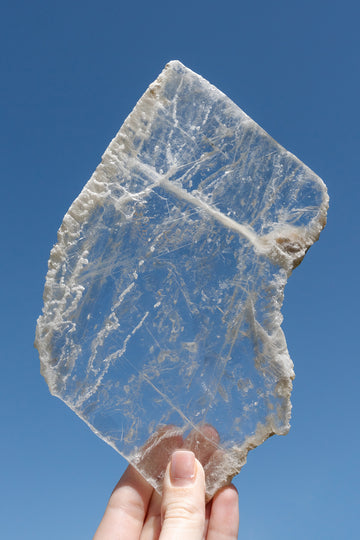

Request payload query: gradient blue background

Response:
[1,1,359,538]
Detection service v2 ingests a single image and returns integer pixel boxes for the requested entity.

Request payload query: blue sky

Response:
[1,1,359,538]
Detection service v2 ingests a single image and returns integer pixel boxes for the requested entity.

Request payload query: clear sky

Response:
[1,1,359,538]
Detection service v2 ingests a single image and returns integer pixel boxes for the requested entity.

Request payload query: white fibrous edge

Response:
[35,60,329,497]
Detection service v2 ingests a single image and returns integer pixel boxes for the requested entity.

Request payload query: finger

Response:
[160,450,206,540]
[183,424,220,467]
[140,490,162,540]
[93,465,154,540]
[206,485,239,540]
[136,425,184,489]
[204,499,213,537]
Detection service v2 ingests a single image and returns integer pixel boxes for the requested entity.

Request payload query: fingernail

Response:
[170,450,196,486]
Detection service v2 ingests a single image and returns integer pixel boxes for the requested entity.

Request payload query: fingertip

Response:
[214,483,239,502]
[207,484,239,539]
[213,483,239,515]
[183,424,220,468]
[203,424,220,441]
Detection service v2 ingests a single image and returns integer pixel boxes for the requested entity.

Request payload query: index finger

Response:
[93,465,154,540]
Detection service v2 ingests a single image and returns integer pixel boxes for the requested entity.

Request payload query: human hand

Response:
[94,449,239,539]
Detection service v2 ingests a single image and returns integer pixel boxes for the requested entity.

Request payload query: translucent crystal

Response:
[35,61,328,498]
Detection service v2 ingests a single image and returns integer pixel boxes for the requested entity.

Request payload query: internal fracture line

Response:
[159,178,259,247]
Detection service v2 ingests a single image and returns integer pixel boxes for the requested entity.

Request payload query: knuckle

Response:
[163,498,204,524]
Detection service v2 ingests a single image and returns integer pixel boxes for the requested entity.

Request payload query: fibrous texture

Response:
[35,61,328,498]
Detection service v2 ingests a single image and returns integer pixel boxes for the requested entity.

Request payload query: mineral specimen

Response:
[35,60,328,498]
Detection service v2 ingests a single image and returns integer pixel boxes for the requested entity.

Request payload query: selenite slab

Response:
[35,61,328,498]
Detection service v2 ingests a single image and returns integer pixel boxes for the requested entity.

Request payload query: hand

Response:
[94,449,239,539]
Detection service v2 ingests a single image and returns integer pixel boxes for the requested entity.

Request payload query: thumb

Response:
[160,450,206,540]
